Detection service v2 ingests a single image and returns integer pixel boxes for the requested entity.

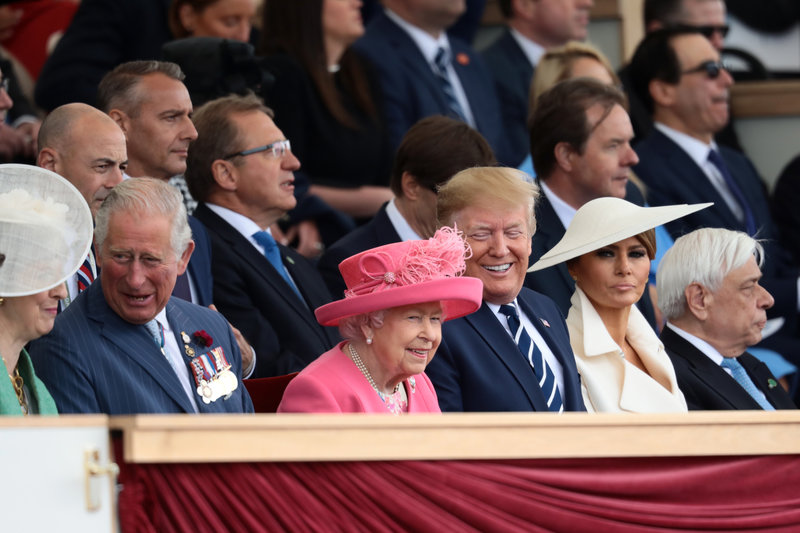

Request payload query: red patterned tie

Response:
[76,253,94,292]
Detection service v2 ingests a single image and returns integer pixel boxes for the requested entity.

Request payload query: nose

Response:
[719,66,734,87]
[283,149,301,171]
[488,233,509,257]
[183,117,198,141]
[234,22,251,43]
[616,254,632,274]
[0,85,13,112]
[622,144,639,167]
[421,317,441,342]
[126,260,147,288]
[51,283,67,300]
[758,285,775,310]
[107,166,125,187]
[709,33,725,52]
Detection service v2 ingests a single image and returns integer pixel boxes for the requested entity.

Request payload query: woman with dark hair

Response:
[259,0,393,221]
[168,0,256,43]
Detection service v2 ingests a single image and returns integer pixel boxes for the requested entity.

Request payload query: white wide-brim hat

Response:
[528,197,712,272]
[0,164,93,297]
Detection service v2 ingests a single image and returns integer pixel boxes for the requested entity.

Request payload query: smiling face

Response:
[366,301,443,386]
[98,210,192,324]
[226,110,300,227]
[700,256,774,357]
[0,285,67,345]
[119,73,198,180]
[180,0,256,42]
[569,236,651,314]
[565,103,638,207]
[666,34,733,143]
[455,202,532,305]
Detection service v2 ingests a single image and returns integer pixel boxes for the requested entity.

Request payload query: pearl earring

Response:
[366,337,373,345]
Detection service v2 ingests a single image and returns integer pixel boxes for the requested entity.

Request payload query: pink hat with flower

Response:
[315,226,483,326]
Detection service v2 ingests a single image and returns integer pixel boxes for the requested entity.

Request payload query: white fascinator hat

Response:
[0,164,93,297]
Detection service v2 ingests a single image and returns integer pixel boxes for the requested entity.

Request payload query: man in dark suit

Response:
[629,28,800,355]
[36,103,128,309]
[480,0,594,167]
[657,228,796,410]
[96,60,215,307]
[29,178,254,414]
[525,78,658,328]
[426,166,585,412]
[185,93,339,377]
[317,115,496,298]
[351,0,512,165]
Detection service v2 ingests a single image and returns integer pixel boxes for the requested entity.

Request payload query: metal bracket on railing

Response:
[84,448,119,512]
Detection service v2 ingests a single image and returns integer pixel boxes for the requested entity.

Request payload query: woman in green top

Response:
[0,164,94,415]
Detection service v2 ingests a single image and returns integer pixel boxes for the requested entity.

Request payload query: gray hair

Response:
[657,228,764,320]
[94,178,192,259]
[338,310,386,341]
[96,60,185,115]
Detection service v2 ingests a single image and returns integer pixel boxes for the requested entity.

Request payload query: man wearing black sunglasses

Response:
[630,27,800,372]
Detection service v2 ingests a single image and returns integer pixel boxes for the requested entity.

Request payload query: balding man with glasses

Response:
[185,93,339,377]
[629,27,800,373]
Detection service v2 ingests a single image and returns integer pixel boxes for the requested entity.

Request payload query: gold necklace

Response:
[1,354,29,415]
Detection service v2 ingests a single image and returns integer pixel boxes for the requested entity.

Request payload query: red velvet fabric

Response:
[243,373,299,413]
[117,453,800,532]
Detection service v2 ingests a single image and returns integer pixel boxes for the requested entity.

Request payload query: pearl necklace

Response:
[348,343,400,399]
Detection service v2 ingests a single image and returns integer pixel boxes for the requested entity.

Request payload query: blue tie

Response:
[252,230,302,299]
[499,304,563,412]
[433,47,467,122]
[707,149,757,235]
[720,357,775,410]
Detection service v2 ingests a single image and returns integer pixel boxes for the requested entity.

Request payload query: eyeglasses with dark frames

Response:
[673,23,730,39]
[681,60,729,79]
[223,139,291,160]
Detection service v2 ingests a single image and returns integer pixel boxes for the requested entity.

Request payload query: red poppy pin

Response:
[456,53,470,66]
[193,330,213,347]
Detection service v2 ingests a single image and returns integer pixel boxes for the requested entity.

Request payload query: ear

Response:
[554,141,575,172]
[211,159,238,191]
[108,109,131,136]
[359,322,374,344]
[37,147,59,172]
[684,282,710,321]
[178,3,196,33]
[400,171,422,200]
[649,79,676,108]
[176,239,195,276]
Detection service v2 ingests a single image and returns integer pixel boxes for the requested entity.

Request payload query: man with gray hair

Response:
[29,178,254,415]
[657,228,796,410]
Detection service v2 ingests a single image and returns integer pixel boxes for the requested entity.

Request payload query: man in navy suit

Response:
[657,228,796,410]
[29,178,254,414]
[352,0,513,165]
[629,28,800,359]
[317,115,496,298]
[185,94,339,377]
[525,78,658,328]
[481,0,594,167]
[426,166,585,412]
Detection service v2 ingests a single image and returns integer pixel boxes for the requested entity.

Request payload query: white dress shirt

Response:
[385,198,423,242]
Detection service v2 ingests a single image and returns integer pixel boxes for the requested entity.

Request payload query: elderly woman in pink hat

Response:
[278,227,483,414]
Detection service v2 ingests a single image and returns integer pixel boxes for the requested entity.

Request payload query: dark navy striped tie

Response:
[499,303,563,412]
[433,47,467,122]
[76,252,95,292]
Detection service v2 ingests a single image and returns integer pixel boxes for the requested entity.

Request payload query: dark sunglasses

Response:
[674,23,730,39]
[681,60,729,79]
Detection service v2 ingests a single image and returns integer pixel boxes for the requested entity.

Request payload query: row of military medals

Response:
[181,331,238,404]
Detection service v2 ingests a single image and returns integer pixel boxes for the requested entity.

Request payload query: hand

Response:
[284,219,324,259]
[209,304,255,375]
[16,120,41,158]
[0,122,27,161]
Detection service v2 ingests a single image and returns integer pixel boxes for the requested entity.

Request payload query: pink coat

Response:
[278,342,441,413]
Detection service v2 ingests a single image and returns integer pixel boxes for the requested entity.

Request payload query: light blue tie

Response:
[144,320,166,357]
[720,357,775,410]
[433,47,467,122]
[252,230,303,299]
[499,303,563,412]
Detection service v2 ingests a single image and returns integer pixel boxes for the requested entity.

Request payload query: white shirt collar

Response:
[540,180,576,230]
[385,198,423,242]
[654,123,718,168]
[665,322,725,366]
[509,28,545,67]
[385,8,451,65]
[206,203,269,253]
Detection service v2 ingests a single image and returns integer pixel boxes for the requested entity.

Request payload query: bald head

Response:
[38,103,128,217]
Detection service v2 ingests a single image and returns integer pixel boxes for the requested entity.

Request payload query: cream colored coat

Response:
[566,287,687,413]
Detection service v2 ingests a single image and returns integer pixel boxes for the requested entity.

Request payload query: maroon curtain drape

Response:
[118,454,800,532]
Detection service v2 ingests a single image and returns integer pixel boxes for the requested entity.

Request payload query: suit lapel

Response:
[86,283,195,413]
[463,304,549,410]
